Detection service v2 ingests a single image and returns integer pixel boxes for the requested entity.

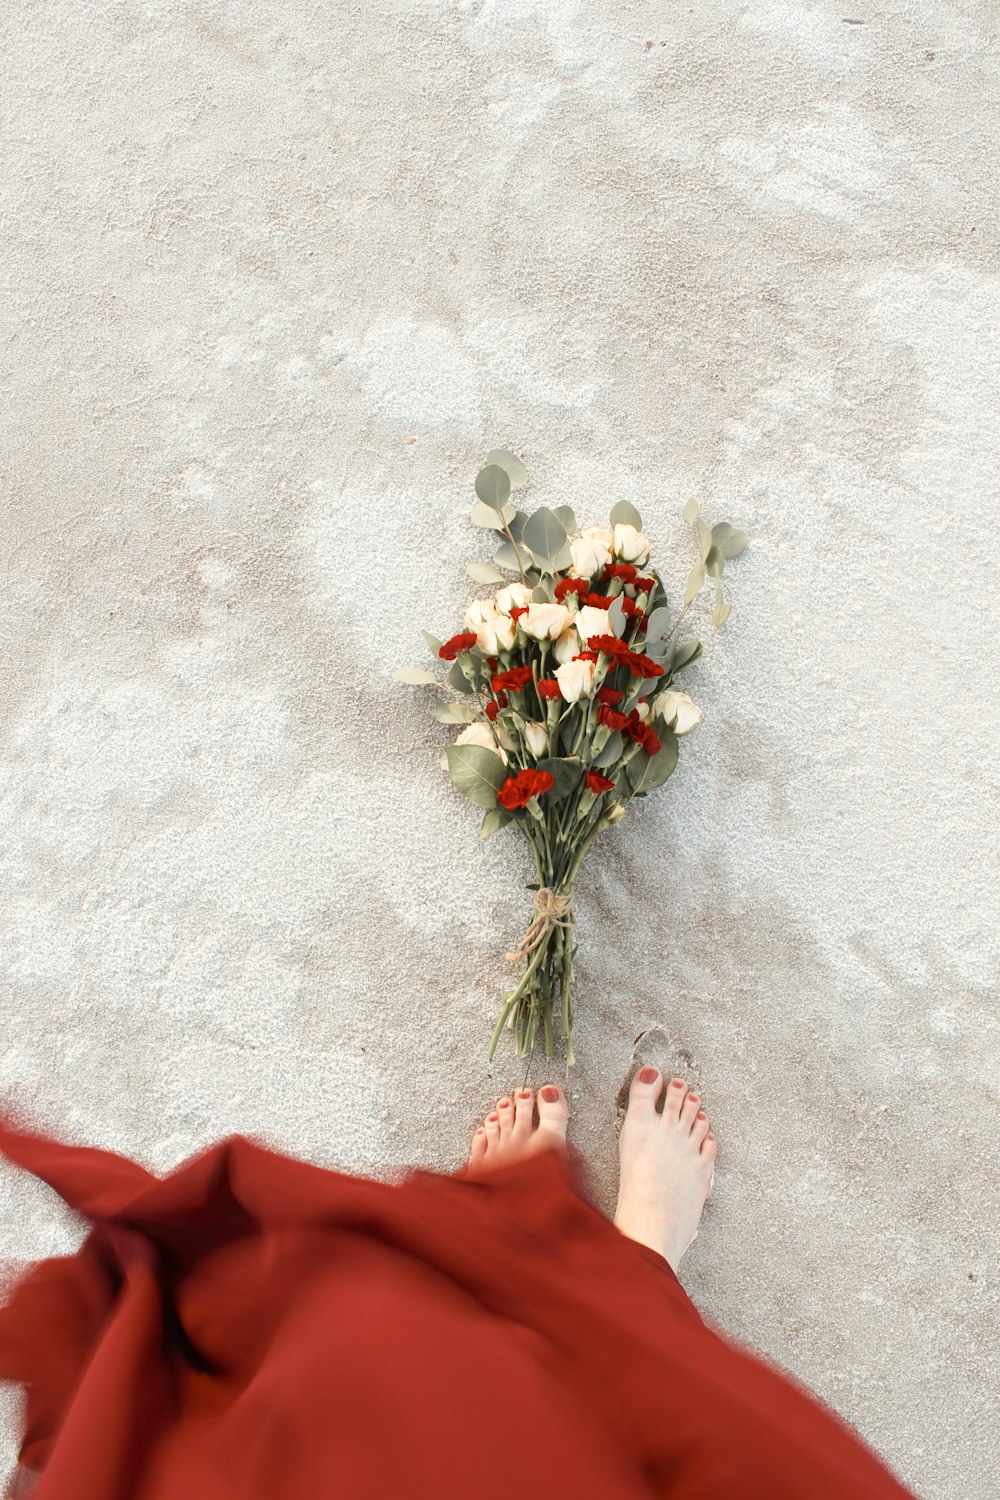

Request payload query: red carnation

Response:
[624,712,662,757]
[497,768,555,811]
[618,595,642,618]
[492,665,533,694]
[573,651,599,664]
[486,657,499,671]
[602,562,638,582]
[537,678,562,700]
[587,634,629,658]
[580,593,612,610]
[509,606,529,621]
[483,698,502,721]
[634,576,655,592]
[585,770,615,794]
[598,705,628,731]
[554,577,589,601]
[622,649,664,679]
[642,729,662,755]
[597,686,623,706]
[439,631,478,661]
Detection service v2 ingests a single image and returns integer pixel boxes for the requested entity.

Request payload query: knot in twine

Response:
[505,887,573,962]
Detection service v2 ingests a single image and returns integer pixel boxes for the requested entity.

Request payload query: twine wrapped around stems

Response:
[505,886,573,962]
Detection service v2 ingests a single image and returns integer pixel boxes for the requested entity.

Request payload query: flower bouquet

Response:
[395,449,748,1076]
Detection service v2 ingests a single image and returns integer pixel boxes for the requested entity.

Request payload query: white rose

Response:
[455,722,508,763]
[569,527,614,578]
[574,605,613,644]
[554,658,595,703]
[612,523,650,565]
[464,598,516,654]
[552,625,580,664]
[495,581,533,615]
[521,602,572,641]
[523,721,548,758]
[652,689,701,735]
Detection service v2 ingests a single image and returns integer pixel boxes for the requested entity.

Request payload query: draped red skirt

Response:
[0,1117,920,1500]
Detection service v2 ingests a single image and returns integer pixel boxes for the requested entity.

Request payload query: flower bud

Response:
[591,724,611,754]
[611,523,650,565]
[526,796,545,821]
[652,689,702,735]
[522,601,572,641]
[454,723,508,763]
[604,800,626,824]
[569,528,613,578]
[523,721,548,758]
[577,789,597,819]
[552,625,580,664]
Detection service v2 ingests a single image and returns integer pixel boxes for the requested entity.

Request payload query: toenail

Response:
[489,1113,498,1121]
[499,1100,510,1108]
[671,1079,685,1088]
[688,1094,700,1103]
[639,1066,658,1083]
[697,1111,706,1119]
[541,1086,559,1102]
[518,1090,531,1098]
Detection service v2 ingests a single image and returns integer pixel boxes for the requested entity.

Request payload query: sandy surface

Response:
[1,3,998,1496]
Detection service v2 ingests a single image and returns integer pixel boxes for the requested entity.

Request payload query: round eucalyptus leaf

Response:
[625,728,678,794]
[493,540,523,572]
[683,497,699,524]
[592,729,623,768]
[393,667,438,685]
[683,558,705,607]
[467,561,507,585]
[704,545,724,579]
[668,639,702,674]
[642,607,672,658]
[475,464,512,513]
[609,500,643,531]
[607,595,627,638]
[445,744,508,808]
[534,756,582,803]
[479,806,515,839]
[522,507,571,575]
[420,629,443,658]
[483,449,528,489]
[432,701,479,724]
[448,661,475,695]
[712,521,749,558]
[471,500,512,529]
[553,505,577,534]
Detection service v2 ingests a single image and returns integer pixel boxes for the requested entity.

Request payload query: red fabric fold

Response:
[0,1115,920,1500]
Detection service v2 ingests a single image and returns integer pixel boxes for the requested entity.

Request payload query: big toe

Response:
[536,1083,569,1139]
[628,1065,664,1113]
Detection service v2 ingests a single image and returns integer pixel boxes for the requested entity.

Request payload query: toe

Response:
[484,1110,501,1148]
[679,1090,701,1133]
[512,1089,534,1140]
[664,1077,689,1120]
[536,1083,569,1139]
[629,1065,664,1113]
[692,1110,711,1146]
[469,1127,488,1166]
[702,1132,718,1190]
[496,1098,514,1139]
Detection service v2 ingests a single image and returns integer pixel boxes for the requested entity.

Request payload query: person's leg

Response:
[464,1066,717,1275]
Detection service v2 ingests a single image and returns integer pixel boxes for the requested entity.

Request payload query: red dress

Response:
[0,1116,921,1500]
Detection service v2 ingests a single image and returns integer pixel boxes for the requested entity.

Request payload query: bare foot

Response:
[465,1084,569,1178]
[613,1068,717,1272]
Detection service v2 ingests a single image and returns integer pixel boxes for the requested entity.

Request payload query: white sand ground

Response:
[1,3,998,1496]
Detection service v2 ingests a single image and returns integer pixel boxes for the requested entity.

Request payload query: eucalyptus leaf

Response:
[467,560,507,585]
[420,629,443,659]
[683,497,699,524]
[668,639,702,673]
[534,756,582,803]
[470,500,514,529]
[432,701,479,724]
[592,729,623,768]
[704,545,724,579]
[493,540,524,572]
[479,806,514,839]
[475,464,512,514]
[625,727,679,794]
[642,606,672,659]
[393,667,438,685]
[445,744,508,808]
[507,509,528,542]
[682,558,705,607]
[718,600,732,625]
[553,505,577,534]
[609,500,643,531]
[448,661,474,695]
[712,521,749,559]
[531,578,555,602]
[607,595,627,638]
[695,517,714,561]
[522,507,572,575]
[483,449,528,489]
